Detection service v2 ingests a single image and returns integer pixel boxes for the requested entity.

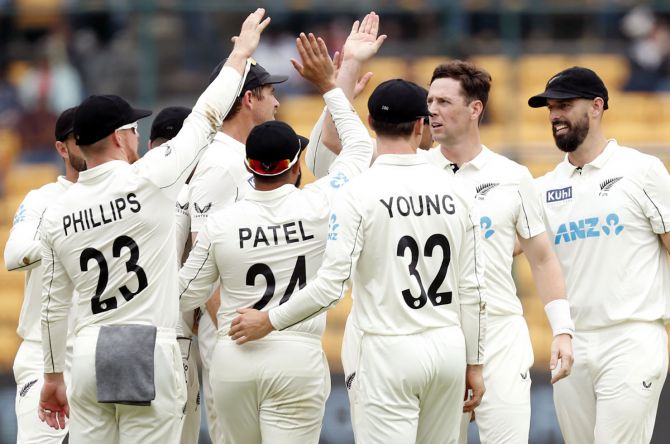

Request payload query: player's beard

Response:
[67,148,87,172]
[553,113,589,153]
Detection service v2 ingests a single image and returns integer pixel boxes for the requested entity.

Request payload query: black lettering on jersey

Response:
[239,228,252,248]
[254,227,270,248]
[239,221,315,248]
[128,193,141,213]
[284,222,298,244]
[379,194,456,219]
[298,221,314,241]
[63,194,143,236]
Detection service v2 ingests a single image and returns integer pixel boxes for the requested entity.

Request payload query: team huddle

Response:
[5,7,670,444]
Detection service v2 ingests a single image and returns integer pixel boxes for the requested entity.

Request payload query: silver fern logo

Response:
[599,177,623,196]
[475,182,499,200]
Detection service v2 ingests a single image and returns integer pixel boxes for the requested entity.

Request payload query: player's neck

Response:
[436,131,482,167]
[221,118,253,145]
[375,136,418,155]
[566,129,608,168]
[64,165,79,183]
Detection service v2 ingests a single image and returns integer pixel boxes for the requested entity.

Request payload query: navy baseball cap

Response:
[209,58,288,94]
[528,66,609,109]
[74,95,152,145]
[55,107,77,142]
[368,79,430,124]
[150,106,191,142]
[245,121,309,176]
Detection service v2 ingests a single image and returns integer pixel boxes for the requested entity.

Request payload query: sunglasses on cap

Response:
[116,121,139,136]
[245,149,301,177]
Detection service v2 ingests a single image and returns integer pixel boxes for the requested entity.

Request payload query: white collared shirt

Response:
[179,88,373,338]
[535,140,670,330]
[189,131,253,233]
[269,153,487,365]
[40,65,246,372]
[420,146,545,316]
[5,176,73,342]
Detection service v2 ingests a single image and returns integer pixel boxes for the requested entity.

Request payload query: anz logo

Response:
[554,213,624,245]
[327,214,339,241]
[330,172,349,189]
[479,216,495,239]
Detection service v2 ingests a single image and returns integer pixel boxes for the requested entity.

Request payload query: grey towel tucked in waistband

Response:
[95,325,157,406]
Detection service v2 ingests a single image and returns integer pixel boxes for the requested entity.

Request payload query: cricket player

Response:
[178,30,375,444]
[422,60,574,444]
[230,78,487,444]
[187,37,289,444]
[528,66,670,444]
[148,105,202,444]
[37,9,269,443]
[5,107,86,443]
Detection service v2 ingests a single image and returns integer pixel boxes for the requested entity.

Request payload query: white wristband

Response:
[544,299,575,337]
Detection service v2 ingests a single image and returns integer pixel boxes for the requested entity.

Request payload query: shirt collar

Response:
[215,131,246,158]
[57,176,74,188]
[558,139,618,176]
[77,160,127,183]
[427,144,491,172]
[245,183,297,202]
[374,153,430,167]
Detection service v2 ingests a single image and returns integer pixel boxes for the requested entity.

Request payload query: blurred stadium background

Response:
[1,1,670,443]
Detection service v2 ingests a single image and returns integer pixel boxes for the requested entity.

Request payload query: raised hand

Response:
[231,8,271,59]
[291,33,336,94]
[342,11,387,63]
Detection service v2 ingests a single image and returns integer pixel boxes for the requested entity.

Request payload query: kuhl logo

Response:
[643,380,652,390]
[520,371,529,380]
[554,213,624,244]
[480,216,495,239]
[546,186,572,203]
[175,201,189,212]
[475,182,499,200]
[194,202,212,214]
[599,177,623,196]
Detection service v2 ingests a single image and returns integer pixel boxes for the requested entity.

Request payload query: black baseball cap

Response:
[368,79,430,124]
[245,121,309,176]
[55,107,77,142]
[150,106,191,142]
[528,66,609,109]
[209,58,288,94]
[74,95,152,145]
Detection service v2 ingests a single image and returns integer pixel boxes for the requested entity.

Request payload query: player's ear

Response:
[242,90,254,109]
[470,100,484,122]
[54,141,68,160]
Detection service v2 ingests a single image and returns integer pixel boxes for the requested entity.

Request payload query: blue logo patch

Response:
[554,213,624,244]
[327,214,339,241]
[479,216,495,239]
[546,186,572,203]
[12,204,26,226]
[330,172,349,189]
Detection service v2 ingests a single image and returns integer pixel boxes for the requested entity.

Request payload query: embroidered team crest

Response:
[599,177,623,196]
[19,379,38,397]
[475,182,499,200]
[194,202,212,214]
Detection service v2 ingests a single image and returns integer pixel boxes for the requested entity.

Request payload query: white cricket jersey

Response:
[5,177,72,341]
[179,87,373,337]
[189,131,253,233]
[40,64,247,373]
[175,183,197,337]
[535,140,670,330]
[270,154,487,365]
[420,146,545,316]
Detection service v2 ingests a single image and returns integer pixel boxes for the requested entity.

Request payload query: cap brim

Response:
[297,135,309,152]
[131,108,153,121]
[528,90,584,108]
[262,74,289,85]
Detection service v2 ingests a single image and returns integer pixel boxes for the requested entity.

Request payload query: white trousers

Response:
[210,333,330,444]
[68,326,186,444]
[14,340,69,444]
[553,321,668,444]
[348,326,466,444]
[177,337,200,444]
[197,312,220,443]
[459,315,533,444]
